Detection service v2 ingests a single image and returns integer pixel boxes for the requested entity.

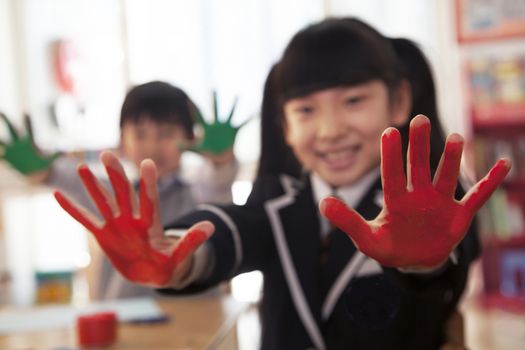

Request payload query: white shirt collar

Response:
[311,168,381,208]
[157,170,182,192]
[311,168,381,236]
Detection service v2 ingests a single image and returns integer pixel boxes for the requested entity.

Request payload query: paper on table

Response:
[0,297,165,334]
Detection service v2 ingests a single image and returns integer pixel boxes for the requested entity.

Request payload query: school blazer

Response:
[162,173,479,350]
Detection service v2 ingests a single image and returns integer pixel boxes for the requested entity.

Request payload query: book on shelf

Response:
[467,54,525,127]
[473,134,525,242]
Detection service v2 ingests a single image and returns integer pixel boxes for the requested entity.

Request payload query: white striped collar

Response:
[264,174,326,350]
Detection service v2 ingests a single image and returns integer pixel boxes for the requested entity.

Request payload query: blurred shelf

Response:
[483,234,525,248]
[472,103,525,131]
[503,179,525,190]
[475,293,525,314]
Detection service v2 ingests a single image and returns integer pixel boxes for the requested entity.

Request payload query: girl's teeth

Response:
[325,150,351,160]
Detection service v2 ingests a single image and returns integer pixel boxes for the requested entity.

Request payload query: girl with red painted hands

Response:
[55,18,509,350]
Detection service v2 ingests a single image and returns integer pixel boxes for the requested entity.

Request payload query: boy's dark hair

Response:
[120,81,195,139]
[257,17,446,178]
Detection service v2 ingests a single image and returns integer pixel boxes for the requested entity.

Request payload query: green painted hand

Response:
[0,112,60,175]
[192,91,251,155]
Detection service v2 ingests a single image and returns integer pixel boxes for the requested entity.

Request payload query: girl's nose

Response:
[317,113,346,141]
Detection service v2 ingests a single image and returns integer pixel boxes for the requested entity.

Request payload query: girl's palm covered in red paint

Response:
[54,152,213,286]
[320,115,510,269]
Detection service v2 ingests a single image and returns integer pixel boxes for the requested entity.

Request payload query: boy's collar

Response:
[310,168,380,208]
[157,170,183,191]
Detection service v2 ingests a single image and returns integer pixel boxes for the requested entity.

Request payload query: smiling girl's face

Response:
[283,80,410,187]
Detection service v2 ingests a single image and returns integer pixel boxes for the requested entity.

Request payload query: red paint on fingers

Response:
[408,116,431,190]
[433,135,463,197]
[78,165,115,221]
[139,178,154,229]
[320,197,374,251]
[54,191,100,235]
[463,159,511,213]
[106,166,133,217]
[170,230,208,267]
[381,128,406,203]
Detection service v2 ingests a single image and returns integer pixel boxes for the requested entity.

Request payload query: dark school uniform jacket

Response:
[160,173,479,350]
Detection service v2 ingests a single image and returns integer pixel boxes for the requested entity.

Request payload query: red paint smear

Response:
[434,139,463,197]
[408,120,431,190]
[170,230,208,267]
[381,129,406,202]
[139,178,153,229]
[106,166,132,217]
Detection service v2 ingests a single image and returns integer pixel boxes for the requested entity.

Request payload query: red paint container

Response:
[77,311,118,348]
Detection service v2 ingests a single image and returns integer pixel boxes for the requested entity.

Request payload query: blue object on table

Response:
[126,314,170,324]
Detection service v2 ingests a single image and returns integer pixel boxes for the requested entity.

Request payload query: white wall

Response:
[17,0,126,151]
[0,0,20,119]
[0,0,21,305]
[433,0,466,135]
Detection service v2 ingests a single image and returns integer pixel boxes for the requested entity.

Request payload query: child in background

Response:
[0,81,241,299]
[55,18,510,349]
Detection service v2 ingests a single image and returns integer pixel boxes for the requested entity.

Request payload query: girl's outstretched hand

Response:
[54,151,214,287]
[320,115,510,269]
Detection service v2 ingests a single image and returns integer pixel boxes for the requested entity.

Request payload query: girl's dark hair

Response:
[120,81,195,139]
[275,18,402,101]
[258,64,302,178]
[257,17,446,178]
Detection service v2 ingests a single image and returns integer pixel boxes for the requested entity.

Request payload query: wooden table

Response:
[0,294,248,350]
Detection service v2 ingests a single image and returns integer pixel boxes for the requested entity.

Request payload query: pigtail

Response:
[256,64,302,179]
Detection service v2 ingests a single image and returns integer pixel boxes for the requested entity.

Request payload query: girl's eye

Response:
[159,126,183,140]
[159,130,170,138]
[159,130,176,139]
[295,105,314,115]
[345,95,364,106]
